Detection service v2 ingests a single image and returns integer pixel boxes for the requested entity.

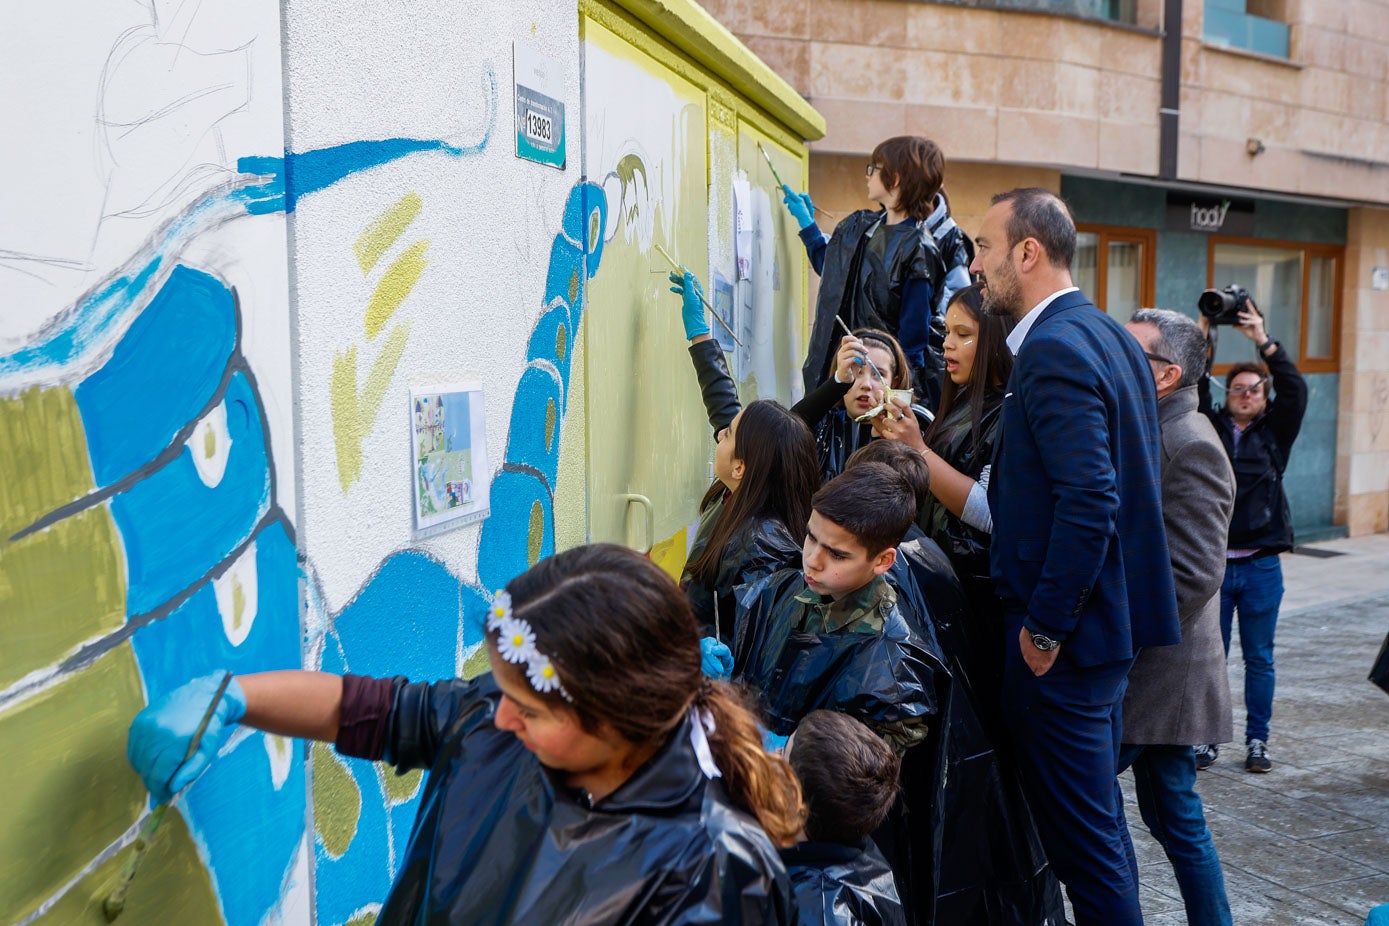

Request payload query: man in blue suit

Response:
[973,188,1181,926]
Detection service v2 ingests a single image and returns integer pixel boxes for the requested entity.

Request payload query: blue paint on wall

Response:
[130,522,301,703]
[186,728,306,926]
[74,266,237,488]
[108,370,270,616]
[315,182,608,923]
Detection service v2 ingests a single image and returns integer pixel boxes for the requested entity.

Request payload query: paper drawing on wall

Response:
[411,384,490,531]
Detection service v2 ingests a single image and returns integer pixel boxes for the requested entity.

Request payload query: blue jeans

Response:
[1119,744,1233,926]
[1220,555,1284,743]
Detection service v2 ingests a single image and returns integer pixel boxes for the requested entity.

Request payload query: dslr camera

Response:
[1198,285,1251,326]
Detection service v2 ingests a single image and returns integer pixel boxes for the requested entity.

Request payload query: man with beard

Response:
[971,188,1180,926]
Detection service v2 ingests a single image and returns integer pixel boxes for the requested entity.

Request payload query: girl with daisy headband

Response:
[125,543,806,923]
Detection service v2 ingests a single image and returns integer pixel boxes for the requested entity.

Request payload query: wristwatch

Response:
[1029,630,1060,652]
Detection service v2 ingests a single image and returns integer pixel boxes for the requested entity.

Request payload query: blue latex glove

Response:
[781,185,817,231]
[127,673,247,803]
[762,729,789,753]
[699,636,733,680]
[668,270,710,340]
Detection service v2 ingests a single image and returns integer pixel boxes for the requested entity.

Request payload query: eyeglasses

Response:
[865,163,881,177]
[1228,380,1267,396]
[1144,351,1176,366]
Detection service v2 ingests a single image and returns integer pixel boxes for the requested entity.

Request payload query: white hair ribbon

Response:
[688,707,722,779]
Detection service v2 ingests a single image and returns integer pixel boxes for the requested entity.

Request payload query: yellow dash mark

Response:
[527,501,545,566]
[203,427,216,459]
[231,578,245,632]
[332,323,411,492]
[365,241,430,340]
[354,192,423,276]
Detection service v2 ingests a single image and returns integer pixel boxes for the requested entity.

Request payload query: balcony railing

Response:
[1203,0,1290,58]
[924,0,1138,25]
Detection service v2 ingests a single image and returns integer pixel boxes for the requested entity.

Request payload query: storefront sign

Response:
[1165,192,1255,235]
[514,41,565,169]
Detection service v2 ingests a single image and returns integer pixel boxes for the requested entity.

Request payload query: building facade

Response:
[709,0,1389,537]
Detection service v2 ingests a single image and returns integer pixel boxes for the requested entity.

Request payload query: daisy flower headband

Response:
[487,589,572,702]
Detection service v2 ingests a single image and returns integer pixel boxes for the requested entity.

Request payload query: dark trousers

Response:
[1002,644,1141,926]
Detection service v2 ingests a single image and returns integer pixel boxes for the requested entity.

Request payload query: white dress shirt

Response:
[1005,286,1080,356]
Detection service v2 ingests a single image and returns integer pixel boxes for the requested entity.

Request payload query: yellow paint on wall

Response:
[0,385,95,537]
[382,766,423,805]
[311,742,362,859]
[331,323,410,492]
[648,527,689,581]
[0,506,126,690]
[0,645,146,920]
[365,241,430,340]
[354,192,424,276]
[31,807,224,926]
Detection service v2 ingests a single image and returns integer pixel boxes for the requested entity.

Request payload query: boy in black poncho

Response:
[731,461,941,757]
[783,710,907,926]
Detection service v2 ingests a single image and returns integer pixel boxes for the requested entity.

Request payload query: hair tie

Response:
[687,706,722,780]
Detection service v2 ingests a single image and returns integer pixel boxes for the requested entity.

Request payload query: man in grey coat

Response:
[1121,308,1236,926]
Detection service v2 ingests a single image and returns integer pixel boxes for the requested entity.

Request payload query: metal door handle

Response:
[617,493,654,554]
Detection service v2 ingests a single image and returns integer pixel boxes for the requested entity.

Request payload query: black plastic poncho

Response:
[356,675,797,924]
[802,210,947,404]
[917,394,1003,586]
[890,536,1066,926]
[783,840,907,926]
[729,565,941,751]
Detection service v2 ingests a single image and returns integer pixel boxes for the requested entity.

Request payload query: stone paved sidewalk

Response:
[1127,534,1389,925]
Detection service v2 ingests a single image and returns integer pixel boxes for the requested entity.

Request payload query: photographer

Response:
[1196,295,1308,774]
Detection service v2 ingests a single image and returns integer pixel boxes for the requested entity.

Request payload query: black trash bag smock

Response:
[782,840,907,926]
[730,565,940,757]
[891,536,1066,926]
[682,339,802,643]
[340,674,797,925]
[801,210,947,407]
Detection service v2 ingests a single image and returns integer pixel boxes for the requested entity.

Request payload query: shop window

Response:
[1207,238,1341,373]
[1074,225,1156,324]
[1203,0,1289,58]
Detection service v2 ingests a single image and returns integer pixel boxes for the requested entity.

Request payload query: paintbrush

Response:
[103,671,234,922]
[756,141,836,221]
[651,242,745,348]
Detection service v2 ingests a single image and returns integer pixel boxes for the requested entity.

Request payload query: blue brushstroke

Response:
[129,522,300,704]
[74,265,237,488]
[186,727,306,926]
[1,66,495,385]
[108,371,270,616]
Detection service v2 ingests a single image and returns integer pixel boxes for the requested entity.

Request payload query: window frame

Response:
[1204,234,1343,375]
[1074,223,1157,319]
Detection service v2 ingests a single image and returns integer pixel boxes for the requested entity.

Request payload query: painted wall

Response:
[2,2,816,925]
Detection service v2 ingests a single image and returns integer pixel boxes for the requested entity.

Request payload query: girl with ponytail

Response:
[126,544,804,924]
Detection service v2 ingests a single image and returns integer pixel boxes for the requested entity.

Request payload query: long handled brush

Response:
[102,671,234,921]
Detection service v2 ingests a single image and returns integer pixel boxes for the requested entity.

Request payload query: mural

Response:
[0,4,499,925]
[3,3,807,924]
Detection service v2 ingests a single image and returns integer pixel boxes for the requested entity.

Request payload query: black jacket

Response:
[1199,341,1308,553]
[353,675,797,925]
[918,393,1003,585]
[682,340,802,641]
[783,840,906,926]
[802,210,947,404]
[890,536,1065,926]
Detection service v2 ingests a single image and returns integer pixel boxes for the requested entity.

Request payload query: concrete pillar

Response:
[1336,206,1389,535]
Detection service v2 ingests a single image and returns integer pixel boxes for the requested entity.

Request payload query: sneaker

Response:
[1194,744,1218,770]
[1245,739,1272,773]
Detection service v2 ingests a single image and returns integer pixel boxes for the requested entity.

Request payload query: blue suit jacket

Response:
[989,290,1180,667]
